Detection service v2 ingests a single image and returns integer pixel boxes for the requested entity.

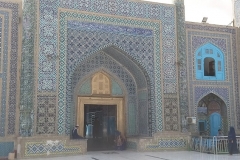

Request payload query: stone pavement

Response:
[32,151,240,160]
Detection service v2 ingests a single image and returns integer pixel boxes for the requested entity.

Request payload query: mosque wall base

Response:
[127,132,190,152]
[16,136,87,159]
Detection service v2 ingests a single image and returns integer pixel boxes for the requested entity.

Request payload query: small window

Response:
[204,58,215,76]
[218,61,221,71]
[199,121,206,135]
[195,43,225,80]
[210,49,213,54]
[197,59,201,70]
[205,49,209,54]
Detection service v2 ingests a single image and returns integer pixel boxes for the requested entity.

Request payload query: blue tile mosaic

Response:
[111,79,123,96]
[20,0,36,136]
[68,51,139,135]
[0,142,14,157]
[78,79,92,95]
[38,0,177,135]
[145,139,187,149]
[186,24,238,129]
[175,1,188,132]
[36,96,56,134]
[1,2,20,135]
[0,11,9,137]
[25,141,82,157]
[67,21,154,37]
[0,17,2,70]
[59,13,160,136]
[0,1,19,136]
[138,90,148,135]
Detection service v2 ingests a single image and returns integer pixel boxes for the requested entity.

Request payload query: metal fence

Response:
[190,136,240,154]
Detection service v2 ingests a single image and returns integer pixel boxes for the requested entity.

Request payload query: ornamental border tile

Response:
[0,2,21,136]
[0,10,10,137]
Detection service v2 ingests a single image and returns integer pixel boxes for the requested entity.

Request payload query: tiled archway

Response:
[197,93,227,135]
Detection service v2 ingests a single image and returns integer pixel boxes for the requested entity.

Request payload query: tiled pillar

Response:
[174,0,189,132]
[19,0,37,136]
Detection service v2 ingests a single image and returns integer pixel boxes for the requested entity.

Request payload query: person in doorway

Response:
[93,118,101,138]
[228,126,238,155]
[72,125,84,139]
[114,130,126,150]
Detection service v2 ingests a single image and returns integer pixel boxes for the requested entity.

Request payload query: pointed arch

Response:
[196,93,229,136]
[69,45,149,89]
[196,91,228,107]
[66,47,153,136]
[195,43,225,80]
[74,68,128,97]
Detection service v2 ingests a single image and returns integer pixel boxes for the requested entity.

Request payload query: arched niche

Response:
[68,46,152,136]
[197,93,227,136]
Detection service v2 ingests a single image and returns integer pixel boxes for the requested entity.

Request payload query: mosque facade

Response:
[0,0,240,158]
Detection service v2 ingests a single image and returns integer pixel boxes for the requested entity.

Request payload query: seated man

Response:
[72,125,84,139]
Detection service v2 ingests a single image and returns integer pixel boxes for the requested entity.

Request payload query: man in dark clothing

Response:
[72,125,83,139]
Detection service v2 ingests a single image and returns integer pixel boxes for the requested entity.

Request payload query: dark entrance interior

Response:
[84,104,117,151]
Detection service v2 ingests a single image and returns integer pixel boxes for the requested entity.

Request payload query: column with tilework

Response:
[174,0,189,132]
[0,0,22,157]
[236,27,240,130]
[19,0,37,136]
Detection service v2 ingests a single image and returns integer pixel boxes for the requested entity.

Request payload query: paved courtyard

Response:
[31,151,240,160]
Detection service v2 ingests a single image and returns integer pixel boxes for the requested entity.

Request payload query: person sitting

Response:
[72,125,84,139]
[114,130,126,150]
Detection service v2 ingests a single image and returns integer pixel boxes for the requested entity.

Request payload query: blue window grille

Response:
[195,43,225,80]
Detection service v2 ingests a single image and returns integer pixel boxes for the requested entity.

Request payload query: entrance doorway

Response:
[210,112,221,136]
[197,93,227,136]
[76,96,125,149]
[84,104,117,151]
